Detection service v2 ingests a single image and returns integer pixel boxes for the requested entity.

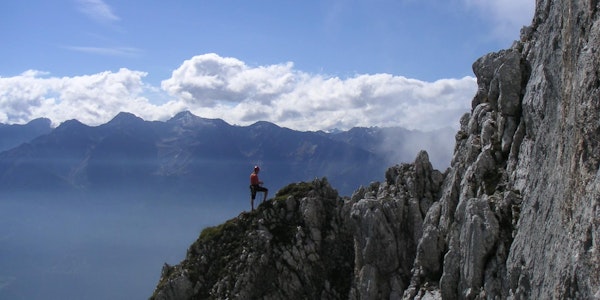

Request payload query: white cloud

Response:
[162,54,476,131]
[0,54,476,131]
[0,69,177,126]
[161,53,296,106]
[77,0,120,23]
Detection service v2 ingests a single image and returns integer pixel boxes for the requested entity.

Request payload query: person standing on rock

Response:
[250,165,268,210]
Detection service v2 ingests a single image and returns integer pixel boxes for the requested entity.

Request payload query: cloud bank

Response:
[0,53,476,131]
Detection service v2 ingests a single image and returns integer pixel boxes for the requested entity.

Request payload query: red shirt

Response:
[250,172,260,185]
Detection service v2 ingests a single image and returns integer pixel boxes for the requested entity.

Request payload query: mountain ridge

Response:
[0,111,453,198]
[0,118,53,152]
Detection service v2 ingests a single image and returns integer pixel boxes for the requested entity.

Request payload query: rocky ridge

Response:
[152,151,444,300]
[153,178,355,299]
[152,1,599,299]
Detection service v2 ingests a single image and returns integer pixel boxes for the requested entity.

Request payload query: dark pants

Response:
[250,184,268,200]
[250,185,268,211]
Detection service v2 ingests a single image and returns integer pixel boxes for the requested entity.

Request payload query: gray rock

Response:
[150,179,355,299]
[407,1,599,299]
[151,1,600,299]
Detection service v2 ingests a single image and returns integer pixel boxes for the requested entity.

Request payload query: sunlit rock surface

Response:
[151,1,600,299]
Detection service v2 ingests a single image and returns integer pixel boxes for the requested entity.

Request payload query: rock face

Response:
[346,151,444,299]
[151,154,443,300]
[151,1,600,299]
[152,179,355,300]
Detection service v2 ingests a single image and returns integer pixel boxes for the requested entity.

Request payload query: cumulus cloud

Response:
[161,53,296,107]
[0,69,178,126]
[0,53,476,131]
[163,53,476,131]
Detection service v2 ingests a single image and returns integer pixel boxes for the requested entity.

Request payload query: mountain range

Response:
[0,118,52,152]
[0,111,454,201]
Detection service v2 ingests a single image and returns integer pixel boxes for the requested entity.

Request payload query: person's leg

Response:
[250,186,256,210]
[263,189,268,202]
[256,186,268,203]
[256,186,269,202]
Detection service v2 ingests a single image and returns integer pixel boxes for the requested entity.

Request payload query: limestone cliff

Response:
[151,0,600,299]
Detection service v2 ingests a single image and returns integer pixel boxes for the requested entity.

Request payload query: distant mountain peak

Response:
[167,111,227,128]
[56,119,87,130]
[98,112,148,131]
[0,118,54,152]
[249,120,281,130]
[170,110,196,120]
[167,111,201,124]
[110,112,144,124]
[27,117,53,128]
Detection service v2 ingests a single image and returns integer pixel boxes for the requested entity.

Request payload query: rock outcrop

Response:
[152,179,355,300]
[346,151,444,299]
[151,153,443,300]
[151,1,600,299]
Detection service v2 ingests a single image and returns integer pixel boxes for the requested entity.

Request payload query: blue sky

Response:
[0,0,535,131]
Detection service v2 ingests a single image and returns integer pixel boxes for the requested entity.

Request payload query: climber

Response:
[249,165,268,211]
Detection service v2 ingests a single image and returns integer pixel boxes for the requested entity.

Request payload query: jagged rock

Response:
[151,179,355,300]
[152,1,600,299]
[406,1,599,299]
[346,151,443,300]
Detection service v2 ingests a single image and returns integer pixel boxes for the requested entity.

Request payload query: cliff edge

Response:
[151,1,599,299]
